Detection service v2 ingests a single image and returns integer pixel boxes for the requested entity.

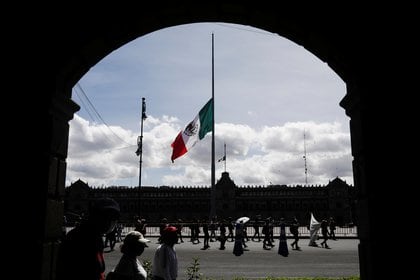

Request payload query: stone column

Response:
[340,82,385,280]
[37,89,80,280]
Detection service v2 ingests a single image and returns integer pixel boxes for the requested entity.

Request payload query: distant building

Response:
[65,172,355,226]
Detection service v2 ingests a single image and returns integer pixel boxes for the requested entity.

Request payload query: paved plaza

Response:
[104,237,360,279]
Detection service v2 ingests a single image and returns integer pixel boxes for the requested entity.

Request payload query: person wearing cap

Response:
[107,231,150,280]
[152,226,178,280]
[56,197,120,280]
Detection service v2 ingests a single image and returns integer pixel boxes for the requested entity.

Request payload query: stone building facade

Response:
[65,172,355,226]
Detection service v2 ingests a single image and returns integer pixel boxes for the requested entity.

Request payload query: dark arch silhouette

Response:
[25,4,399,280]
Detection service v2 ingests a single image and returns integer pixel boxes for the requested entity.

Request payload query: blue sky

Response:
[67,22,352,188]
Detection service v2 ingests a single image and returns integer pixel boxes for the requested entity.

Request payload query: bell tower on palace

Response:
[214,172,237,218]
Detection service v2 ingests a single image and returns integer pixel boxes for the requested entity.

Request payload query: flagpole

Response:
[137,97,146,215]
[223,142,226,172]
[303,129,308,186]
[210,33,216,218]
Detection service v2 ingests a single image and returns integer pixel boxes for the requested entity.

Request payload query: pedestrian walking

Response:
[252,215,261,242]
[262,218,273,250]
[56,197,120,280]
[201,218,210,250]
[329,217,337,240]
[290,217,301,250]
[105,226,117,251]
[233,221,245,256]
[320,219,330,248]
[152,226,179,280]
[106,231,150,280]
[175,219,184,243]
[278,218,289,257]
[218,219,227,250]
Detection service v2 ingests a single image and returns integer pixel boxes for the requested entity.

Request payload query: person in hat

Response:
[107,231,150,280]
[56,197,120,280]
[152,226,178,280]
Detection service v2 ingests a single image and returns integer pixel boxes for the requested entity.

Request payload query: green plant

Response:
[186,257,204,280]
[142,259,153,280]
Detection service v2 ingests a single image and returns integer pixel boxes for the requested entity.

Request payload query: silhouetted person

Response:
[252,216,261,242]
[218,220,227,250]
[269,217,275,245]
[175,219,184,243]
[243,223,249,244]
[62,215,68,240]
[134,218,147,237]
[190,218,200,244]
[209,218,217,242]
[201,219,210,250]
[329,217,336,240]
[320,219,330,248]
[227,218,234,241]
[56,197,120,280]
[107,231,150,280]
[158,218,168,243]
[104,226,117,251]
[188,222,194,243]
[289,217,301,250]
[116,223,124,242]
[134,216,142,232]
[152,226,179,280]
[233,221,244,256]
[262,218,273,250]
[278,218,289,257]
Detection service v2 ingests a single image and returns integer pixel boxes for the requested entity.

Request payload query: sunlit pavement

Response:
[104,237,359,279]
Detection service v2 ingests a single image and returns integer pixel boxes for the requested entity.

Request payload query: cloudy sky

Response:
[67,22,353,188]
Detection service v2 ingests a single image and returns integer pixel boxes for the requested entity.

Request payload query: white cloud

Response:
[67,115,353,187]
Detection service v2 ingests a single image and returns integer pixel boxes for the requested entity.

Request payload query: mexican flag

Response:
[308,212,321,246]
[171,98,213,162]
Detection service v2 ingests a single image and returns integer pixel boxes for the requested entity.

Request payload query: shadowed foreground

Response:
[104,238,359,279]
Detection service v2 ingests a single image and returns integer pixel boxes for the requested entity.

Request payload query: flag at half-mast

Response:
[218,142,226,162]
[171,98,213,162]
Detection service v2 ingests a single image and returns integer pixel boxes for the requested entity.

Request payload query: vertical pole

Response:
[224,142,226,173]
[210,33,216,218]
[138,134,142,189]
[303,129,308,186]
[137,97,146,214]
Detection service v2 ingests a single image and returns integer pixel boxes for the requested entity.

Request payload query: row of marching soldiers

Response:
[133,215,303,251]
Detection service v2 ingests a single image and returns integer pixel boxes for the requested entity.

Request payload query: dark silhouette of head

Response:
[161,226,178,246]
[89,197,120,234]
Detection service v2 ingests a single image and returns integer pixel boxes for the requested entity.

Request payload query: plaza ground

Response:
[104,237,359,279]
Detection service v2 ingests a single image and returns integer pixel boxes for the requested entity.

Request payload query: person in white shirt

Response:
[108,231,150,280]
[152,226,178,280]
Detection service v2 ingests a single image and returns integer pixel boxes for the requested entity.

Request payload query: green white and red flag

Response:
[171,98,213,162]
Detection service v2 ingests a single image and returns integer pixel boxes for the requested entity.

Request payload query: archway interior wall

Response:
[58,15,351,96]
[49,7,370,280]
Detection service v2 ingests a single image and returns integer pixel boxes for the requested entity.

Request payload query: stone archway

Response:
[37,5,391,280]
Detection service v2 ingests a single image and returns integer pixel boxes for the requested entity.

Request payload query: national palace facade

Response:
[65,172,356,226]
